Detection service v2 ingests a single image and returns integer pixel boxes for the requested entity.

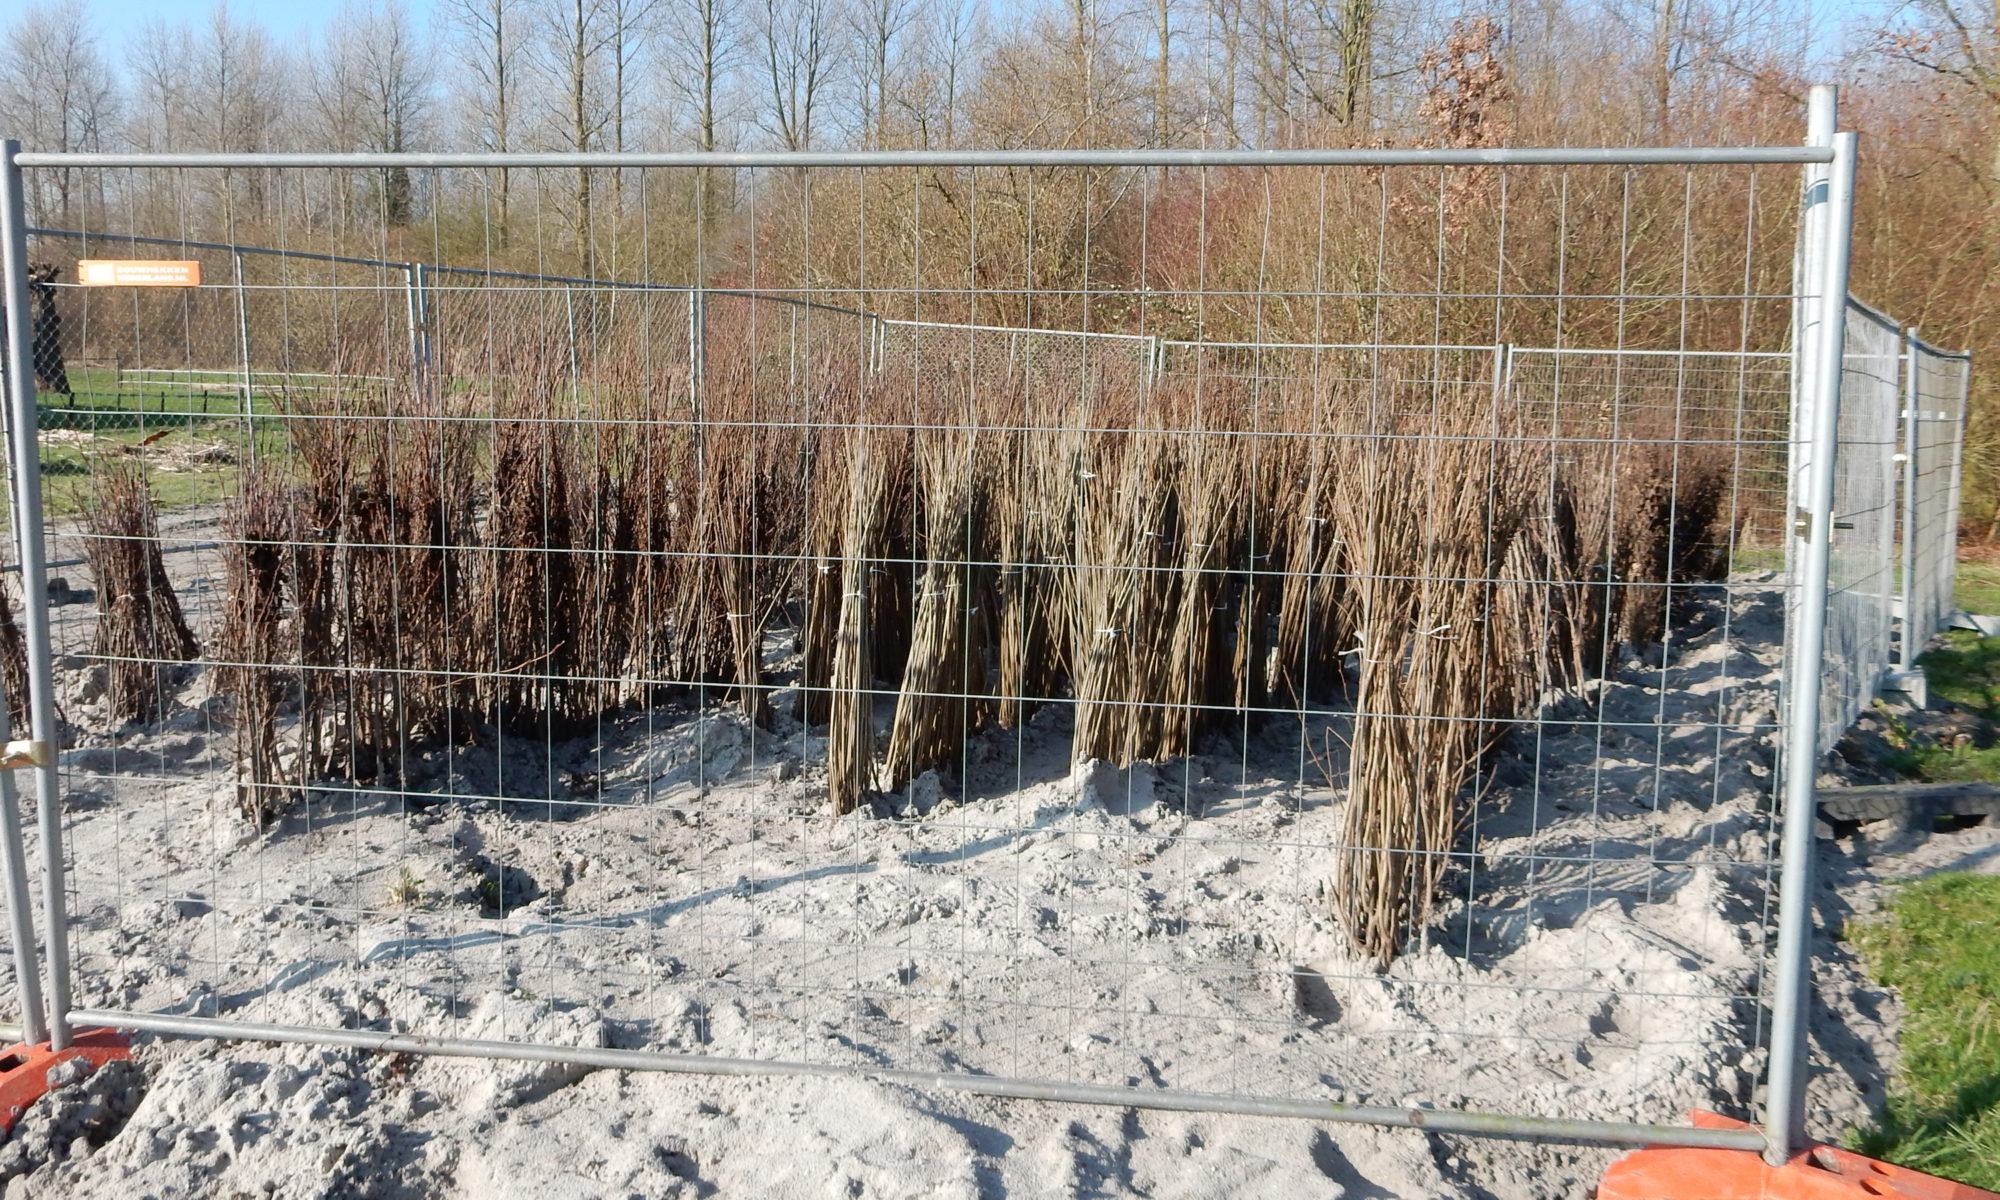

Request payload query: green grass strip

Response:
[1850,872,2000,1189]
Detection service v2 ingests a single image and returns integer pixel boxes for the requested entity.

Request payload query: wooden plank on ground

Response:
[1819,780,2000,828]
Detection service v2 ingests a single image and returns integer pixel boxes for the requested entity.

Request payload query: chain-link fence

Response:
[0,126,1953,1166]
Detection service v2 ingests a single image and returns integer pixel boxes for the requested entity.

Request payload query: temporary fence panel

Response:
[1816,301,1904,754]
[0,137,1873,1161]
[1898,338,1972,668]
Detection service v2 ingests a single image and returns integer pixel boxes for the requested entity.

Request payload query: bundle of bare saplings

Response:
[186,331,1733,962]
[82,463,199,724]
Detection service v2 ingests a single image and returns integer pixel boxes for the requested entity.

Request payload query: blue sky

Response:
[88,0,422,47]
[71,0,1886,78]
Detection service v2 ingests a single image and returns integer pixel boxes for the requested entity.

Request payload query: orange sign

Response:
[76,259,202,288]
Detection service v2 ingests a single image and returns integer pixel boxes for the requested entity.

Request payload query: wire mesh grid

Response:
[1815,304,1903,753]
[1901,341,1971,666]
[0,156,1887,1138]
[1504,349,1795,552]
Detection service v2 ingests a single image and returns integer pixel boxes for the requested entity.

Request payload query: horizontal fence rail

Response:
[69,1007,1771,1150]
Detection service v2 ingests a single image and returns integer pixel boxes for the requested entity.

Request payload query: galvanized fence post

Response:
[232,249,253,420]
[1765,128,1858,1166]
[1946,351,1971,613]
[5,141,72,1050]
[1898,327,1921,672]
[404,262,424,395]
[1783,87,1836,696]
[690,285,706,406]
[0,139,51,1048]
[1876,317,1903,682]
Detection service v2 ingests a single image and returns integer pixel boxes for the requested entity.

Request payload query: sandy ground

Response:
[0,518,1979,1199]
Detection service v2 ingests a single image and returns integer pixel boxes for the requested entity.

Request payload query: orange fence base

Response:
[1598,1112,2000,1199]
[0,1029,131,1134]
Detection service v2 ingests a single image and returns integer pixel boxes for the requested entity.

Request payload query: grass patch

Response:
[35,424,258,516]
[15,370,312,522]
[1921,630,2000,721]
[2,371,300,523]
[1962,558,2000,618]
[1849,872,2000,1188]
[1885,630,2000,782]
[55,366,319,423]
[1894,740,2000,784]
[0,420,289,536]
[1732,545,1788,574]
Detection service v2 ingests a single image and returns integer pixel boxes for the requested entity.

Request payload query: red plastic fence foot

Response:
[0,1028,131,1135]
[1597,1111,2000,1199]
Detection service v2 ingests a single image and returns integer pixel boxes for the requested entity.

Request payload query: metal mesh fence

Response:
[1504,349,1795,552]
[1900,339,1972,668]
[0,140,1933,1157]
[1814,303,1904,753]
[876,319,1157,409]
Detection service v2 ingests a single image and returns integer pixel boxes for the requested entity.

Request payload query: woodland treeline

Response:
[1,0,1996,530]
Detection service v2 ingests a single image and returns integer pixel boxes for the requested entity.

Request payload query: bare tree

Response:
[306,13,370,152]
[1204,0,1249,145]
[443,0,527,243]
[181,3,291,223]
[304,8,370,228]
[1042,0,1148,146]
[1652,0,1683,129]
[895,0,980,148]
[123,19,198,230]
[759,0,832,150]
[1335,0,1375,133]
[660,0,738,153]
[1880,0,2000,174]
[850,0,916,146]
[1248,0,1377,140]
[535,0,619,270]
[0,0,118,225]
[659,0,739,254]
[185,4,289,155]
[356,2,432,224]
[128,21,193,153]
[302,5,431,230]
[1589,0,1695,133]
[606,0,658,154]
[1066,0,1102,140]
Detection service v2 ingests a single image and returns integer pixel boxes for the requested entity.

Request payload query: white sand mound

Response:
[0,549,1958,1198]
